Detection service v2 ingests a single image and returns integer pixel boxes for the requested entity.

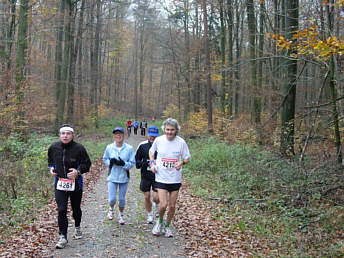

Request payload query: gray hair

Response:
[161,118,181,133]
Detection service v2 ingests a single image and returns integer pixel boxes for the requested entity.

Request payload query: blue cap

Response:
[148,126,159,136]
[113,127,124,133]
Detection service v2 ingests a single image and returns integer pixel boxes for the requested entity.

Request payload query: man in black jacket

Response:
[135,126,159,224]
[48,124,91,249]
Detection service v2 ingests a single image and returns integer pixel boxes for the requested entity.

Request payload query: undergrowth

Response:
[184,136,344,257]
[0,127,110,236]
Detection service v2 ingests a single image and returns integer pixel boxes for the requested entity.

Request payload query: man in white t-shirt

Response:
[149,118,191,238]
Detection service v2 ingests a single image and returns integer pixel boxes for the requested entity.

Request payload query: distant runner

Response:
[140,119,148,136]
[150,118,190,237]
[48,124,91,249]
[126,119,132,137]
[103,127,135,225]
[133,120,139,135]
[135,126,160,224]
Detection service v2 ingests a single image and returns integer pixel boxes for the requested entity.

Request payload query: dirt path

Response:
[54,133,185,258]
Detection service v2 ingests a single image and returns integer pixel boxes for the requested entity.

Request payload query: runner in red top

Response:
[126,119,132,137]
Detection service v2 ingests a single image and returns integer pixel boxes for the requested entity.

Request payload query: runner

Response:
[48,124,92,249]
[126,119,132,137]
[103,127,135,225]
[149,118,190,237]
[135,126,160,224]
[140,119,148,136]
[133,120,139,135]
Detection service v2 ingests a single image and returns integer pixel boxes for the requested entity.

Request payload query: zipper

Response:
[63,148,66,177]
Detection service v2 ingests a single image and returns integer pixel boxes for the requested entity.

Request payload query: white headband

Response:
[59,126,74,133]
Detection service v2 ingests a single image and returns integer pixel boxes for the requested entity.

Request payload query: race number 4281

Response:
[56,178,75,191]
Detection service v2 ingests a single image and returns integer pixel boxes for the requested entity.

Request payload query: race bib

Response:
[56,178,75,191]
[161,158,178,170]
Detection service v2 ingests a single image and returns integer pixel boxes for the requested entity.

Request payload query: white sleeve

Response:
[181,141,191,160]
[150,138,158,154]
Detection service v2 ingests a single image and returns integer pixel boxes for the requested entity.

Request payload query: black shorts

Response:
[140,177,157,193]
[154,182,181,192]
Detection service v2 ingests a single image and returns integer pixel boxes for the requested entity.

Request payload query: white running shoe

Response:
[56,235,68,249]
[164,226,173,238]
[152,220,163,236]
[107,209,114,220]
[74,226,82,239]
[118,212,125,225]
[147,212,154,224]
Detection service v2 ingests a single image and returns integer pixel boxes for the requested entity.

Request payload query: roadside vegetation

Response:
[183,136,343,256]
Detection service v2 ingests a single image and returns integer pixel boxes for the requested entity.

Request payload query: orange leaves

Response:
[268,24,344,60]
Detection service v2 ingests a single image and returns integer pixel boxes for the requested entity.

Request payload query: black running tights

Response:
[55,189,83,236]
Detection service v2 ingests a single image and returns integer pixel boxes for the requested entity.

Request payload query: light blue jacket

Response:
[103,142,135,183]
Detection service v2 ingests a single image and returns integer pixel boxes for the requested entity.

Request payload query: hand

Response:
[112,157,125,166]
[67,168,78,179]
[142,160,149,168]
[110,158,116,167]
[174,161,183,171]
[117,157,125,166]
[151,164,157,173]
[50,167,57,176]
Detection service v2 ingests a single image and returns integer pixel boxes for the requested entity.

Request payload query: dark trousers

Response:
[141,128,145,136]
[55,188,83,237]
[134,127,138,135]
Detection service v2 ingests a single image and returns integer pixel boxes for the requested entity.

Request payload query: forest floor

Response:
[0,133,255,257]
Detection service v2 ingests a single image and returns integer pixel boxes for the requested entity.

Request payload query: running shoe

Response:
[147,212,154,224]
[56,235,68,249]
[118,212,125,225]
[154,203,159,218]
[152,220,163,236]
[164,226,173,238]
[107,209,114,220]
[74,226,82,239]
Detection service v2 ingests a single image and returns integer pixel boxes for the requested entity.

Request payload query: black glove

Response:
[117,157,125,166]
[110,158,116,168]
[112,157,125,166]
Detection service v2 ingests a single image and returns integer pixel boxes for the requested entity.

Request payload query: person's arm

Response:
[78,146,92,174]
[135,145,147,169]
[48,145,57,176]
[149,147,157,173]
[122,147,136,170]
[175,141,191,170]
[174,158,190,170]
[103,147,110,167]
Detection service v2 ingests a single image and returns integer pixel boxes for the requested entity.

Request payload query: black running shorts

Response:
[140,177,157,192]
[154,182,182,192]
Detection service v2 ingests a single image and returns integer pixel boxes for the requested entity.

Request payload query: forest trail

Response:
[54,133,185,258]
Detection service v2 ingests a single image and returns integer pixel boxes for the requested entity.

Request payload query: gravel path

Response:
[53,134,185,258]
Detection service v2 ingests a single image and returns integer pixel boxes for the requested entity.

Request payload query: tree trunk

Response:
[226,0,233,118]
[15,0,29,134]
[183,0,191,119]
[326,0,342,163]
[280,0,298,156]
[55,0,65,131]
[246,0,260,124]
[201,0,213,132]
[6,0,16,70]
[76,0,85,124]
[67,0,77,123]
[219,0,226,114]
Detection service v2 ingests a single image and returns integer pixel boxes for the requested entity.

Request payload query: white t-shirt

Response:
[150,135,191,184]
